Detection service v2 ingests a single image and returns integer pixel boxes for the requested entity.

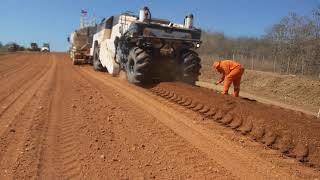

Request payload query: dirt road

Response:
[0,53,319,179]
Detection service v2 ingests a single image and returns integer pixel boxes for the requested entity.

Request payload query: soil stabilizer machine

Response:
[91,7,202,84]
[68,26,97,65]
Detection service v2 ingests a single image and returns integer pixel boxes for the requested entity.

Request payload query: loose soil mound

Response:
[149,82,320,167]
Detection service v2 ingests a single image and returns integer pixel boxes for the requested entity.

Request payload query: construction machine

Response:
[91,6,202,84]
[29,43,40,51]
[7,43,19,52]
[68,26,97,65]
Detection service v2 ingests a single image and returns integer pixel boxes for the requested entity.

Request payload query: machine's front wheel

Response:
[93,47,106,71]
[126,47,151,84]
[180,50,201,85]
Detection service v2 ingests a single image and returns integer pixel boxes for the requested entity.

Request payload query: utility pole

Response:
[251,55,254,70]
[80,14,84,28]
[273,56,276,73]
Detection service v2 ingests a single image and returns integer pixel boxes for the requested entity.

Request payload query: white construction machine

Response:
[91,7,202,84]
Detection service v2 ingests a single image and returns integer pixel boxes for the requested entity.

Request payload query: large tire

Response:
[93,47,105,71]
[180,50,201,85]
[126,47,151,84]
[87,57,93,65]
[71,51,78,65]
[72,58,79,65]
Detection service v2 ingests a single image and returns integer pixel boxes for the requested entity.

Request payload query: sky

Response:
[0,0,319,51]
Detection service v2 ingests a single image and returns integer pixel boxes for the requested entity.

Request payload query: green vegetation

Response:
[0,42,6,52]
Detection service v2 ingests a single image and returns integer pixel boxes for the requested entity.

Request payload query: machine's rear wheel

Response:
[93,47,105,71]
[180,50,201,85]
[126,47,151,84]
[72,58,79,65]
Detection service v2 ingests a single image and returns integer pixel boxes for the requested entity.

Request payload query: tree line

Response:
[199,7,320,78]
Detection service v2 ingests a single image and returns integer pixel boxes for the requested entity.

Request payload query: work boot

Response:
[233,88,240,97]
[221,90,228,95]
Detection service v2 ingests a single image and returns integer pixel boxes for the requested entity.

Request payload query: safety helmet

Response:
[213,61,220,69]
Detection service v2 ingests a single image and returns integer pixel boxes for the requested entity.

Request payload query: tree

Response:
[265,10,319,76]
[199,7,320,77]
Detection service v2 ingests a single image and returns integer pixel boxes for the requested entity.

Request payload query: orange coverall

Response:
[212,60,244,97]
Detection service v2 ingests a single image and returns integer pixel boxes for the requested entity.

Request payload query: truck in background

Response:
[7,43,19,52]
[29,42,40,51]
[68,26,97,65]
[41,43,50,52]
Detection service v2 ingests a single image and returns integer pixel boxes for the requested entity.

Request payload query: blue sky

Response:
[0,0,318,51]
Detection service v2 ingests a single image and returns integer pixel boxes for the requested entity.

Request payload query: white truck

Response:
[41,43,50,52]
[91,7,202,84]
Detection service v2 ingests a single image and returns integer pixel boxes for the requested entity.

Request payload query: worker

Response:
[212,60,244,97]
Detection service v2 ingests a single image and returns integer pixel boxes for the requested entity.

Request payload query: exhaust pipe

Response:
[184,14,193,29]
[139,6,151,22]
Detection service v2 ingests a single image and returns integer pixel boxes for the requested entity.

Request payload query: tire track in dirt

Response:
[0,54,32,80]
[0,54,55,179]
[12,55,57,179]
[0,55,49,104]
[0,59,32,81]
[0,53,24,61]
[0,65,49,118]
[0,55,52,136]
[151,87,287,149]
[0,54,25,70]
[57,107,82,179]
[38,55,82,180]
